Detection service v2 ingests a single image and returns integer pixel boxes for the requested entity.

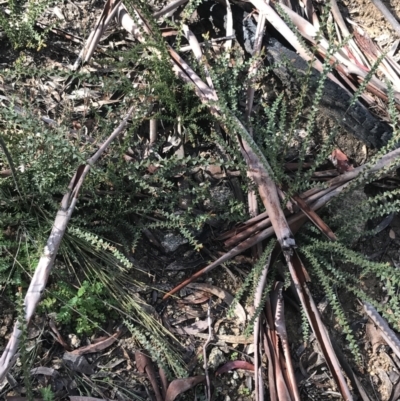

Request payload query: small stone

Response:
[161,232,188,253]
[68,334,81,349]
[208,347,226,369]
[204,186,233,211]
[63,352,94,375]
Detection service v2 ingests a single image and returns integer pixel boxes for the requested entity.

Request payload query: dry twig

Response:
[0,106,137,381]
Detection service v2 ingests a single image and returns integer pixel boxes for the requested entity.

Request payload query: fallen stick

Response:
[73,3,400,399]
[115,2,296,252]
[0,106,137,381]
[163,140,400,299]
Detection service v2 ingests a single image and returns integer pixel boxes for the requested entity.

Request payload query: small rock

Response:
[161,232,188,253]
[68,333,81,349]
[208,347,226,369]
[204,186,233,211]
[285,129,315,160]
[63,352,94,375]
[389,370,399,384]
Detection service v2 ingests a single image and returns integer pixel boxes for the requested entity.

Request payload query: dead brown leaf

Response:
[71,329,122,355]
[215,360,255,375]
[186,283,246,324]
[165,376,206,401]
[178,292,211,305]
[331,149,354,173]
[135,350,163,401]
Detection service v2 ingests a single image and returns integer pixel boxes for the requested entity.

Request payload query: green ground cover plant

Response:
[0,0,52,49]
[1,0,400,399]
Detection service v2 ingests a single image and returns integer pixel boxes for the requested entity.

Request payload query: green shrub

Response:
[0,0,53,49]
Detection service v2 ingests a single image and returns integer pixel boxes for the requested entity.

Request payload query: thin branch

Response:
[0,134,23,198]
[362,301,400,360]
[115,4,296,252]
[153,0,188,19]
[203,300,213,401]
[285,252,353,400]
[224,0,233,52]
[0,106,137,381]
[253,254,271,401]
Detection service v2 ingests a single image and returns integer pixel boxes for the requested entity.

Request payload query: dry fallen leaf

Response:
[186,283,246,324]
[71,330,122,355]
[165,376,206,401]
[63,352,94,375]
[135,351,163,401]
[172,319,209,335]
[30,366,59,377]
[330,148,354,173]
[179,291,211,304]
[215,360,255,375]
